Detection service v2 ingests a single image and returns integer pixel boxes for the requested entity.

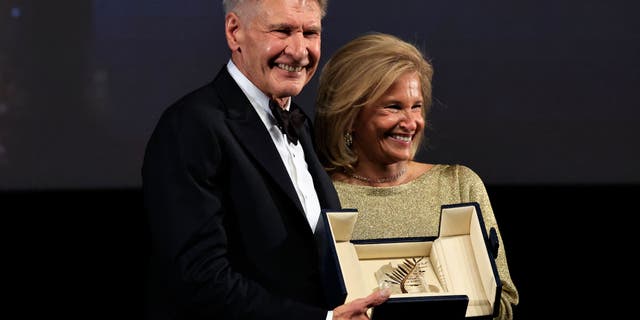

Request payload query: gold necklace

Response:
[349,166,407,184]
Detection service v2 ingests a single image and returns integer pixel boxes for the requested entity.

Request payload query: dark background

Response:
[1,0,638,318]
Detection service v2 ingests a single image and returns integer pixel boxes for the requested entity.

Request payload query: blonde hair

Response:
[315,32,434,174]
[223,0,328,18]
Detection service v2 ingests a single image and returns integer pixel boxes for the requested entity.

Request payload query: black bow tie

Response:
[269,100,305,145]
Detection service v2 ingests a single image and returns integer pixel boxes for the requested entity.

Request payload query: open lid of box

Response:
[437,202,502,317]
[316,208,354,308]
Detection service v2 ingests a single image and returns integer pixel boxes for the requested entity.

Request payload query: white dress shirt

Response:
[227,60,333,320]
[227,60,322,232]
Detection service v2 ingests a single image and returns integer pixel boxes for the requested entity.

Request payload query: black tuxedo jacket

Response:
[142,67,342,320]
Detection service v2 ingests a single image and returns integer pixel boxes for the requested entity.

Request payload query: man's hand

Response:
[332,288,391,320]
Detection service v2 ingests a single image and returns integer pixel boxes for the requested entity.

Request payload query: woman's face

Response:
[351,72,425,166]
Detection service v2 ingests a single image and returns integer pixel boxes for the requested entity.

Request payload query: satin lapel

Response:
[214,69,304,213]
[297,113,341,210]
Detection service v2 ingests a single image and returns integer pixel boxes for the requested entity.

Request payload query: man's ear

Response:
[225,12,241,52]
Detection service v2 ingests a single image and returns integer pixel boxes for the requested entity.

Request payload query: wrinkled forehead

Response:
[248,0,324,29]
[230,0,325,17]
[268,0,326,13]
[263,0,323,13]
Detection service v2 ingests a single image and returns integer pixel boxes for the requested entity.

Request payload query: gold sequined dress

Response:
[333,164,519,320]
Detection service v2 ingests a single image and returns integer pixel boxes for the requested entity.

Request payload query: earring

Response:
[344,132,353,148]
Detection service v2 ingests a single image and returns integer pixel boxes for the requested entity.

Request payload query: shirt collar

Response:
[226,60,291,120]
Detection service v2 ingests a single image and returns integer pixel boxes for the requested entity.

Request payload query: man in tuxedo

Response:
[142,1,389,319]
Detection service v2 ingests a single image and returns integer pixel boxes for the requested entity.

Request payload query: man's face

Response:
[226,0,322,101]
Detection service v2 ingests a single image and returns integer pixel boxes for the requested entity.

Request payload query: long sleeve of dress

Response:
[459,166,520,320]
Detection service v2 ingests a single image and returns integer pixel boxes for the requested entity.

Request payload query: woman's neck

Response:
[347,162,410,186]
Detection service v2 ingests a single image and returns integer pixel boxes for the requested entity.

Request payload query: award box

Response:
[318,202,501,319]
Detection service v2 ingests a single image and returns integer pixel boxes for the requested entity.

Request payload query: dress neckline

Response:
[334,164,446,191]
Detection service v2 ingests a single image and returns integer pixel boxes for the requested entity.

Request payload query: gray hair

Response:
[223,0,328,17]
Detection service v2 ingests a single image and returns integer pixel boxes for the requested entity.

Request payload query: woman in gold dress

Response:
[314,32,519,319]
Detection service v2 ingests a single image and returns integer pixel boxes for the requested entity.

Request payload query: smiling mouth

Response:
[277,63,304,72]
[389,134,412,142]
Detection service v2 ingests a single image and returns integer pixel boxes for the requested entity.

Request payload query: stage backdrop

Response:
[1,0,638,189]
